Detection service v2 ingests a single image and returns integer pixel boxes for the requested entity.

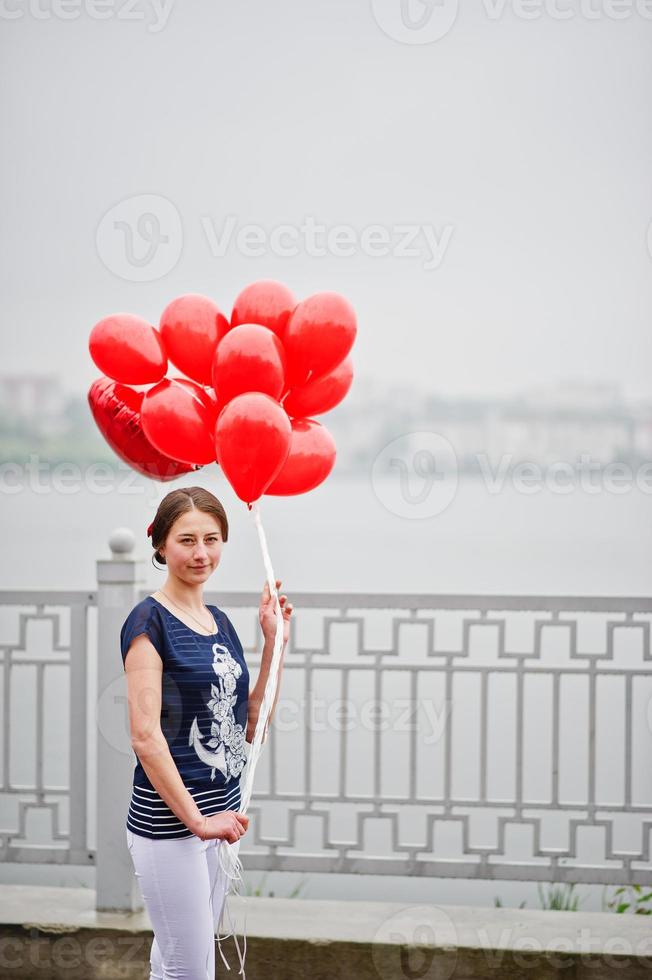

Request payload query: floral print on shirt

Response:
[189,640,247,781]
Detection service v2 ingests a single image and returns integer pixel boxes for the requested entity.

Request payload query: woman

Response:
[120,486,293,979]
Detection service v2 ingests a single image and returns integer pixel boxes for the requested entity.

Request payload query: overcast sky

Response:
[2,0,651,402]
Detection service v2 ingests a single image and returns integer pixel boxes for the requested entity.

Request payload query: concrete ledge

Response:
[0,884,651,979]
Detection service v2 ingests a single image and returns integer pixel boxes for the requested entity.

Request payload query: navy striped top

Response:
[120,595,249,839]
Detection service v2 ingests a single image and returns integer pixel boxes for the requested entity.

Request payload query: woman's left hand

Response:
[259,578,293,646]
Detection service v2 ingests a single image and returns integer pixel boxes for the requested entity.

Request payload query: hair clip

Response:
[147,521,154,537]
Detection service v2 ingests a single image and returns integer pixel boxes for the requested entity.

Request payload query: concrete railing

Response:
[0,529,650,912]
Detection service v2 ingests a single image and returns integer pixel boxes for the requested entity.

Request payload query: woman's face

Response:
[159,509,224,585]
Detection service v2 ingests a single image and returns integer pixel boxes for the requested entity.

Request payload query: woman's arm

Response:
[246,634,286,743]
[124,635,205,836]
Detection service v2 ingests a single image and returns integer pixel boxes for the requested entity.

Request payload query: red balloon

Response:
[141,378,218,465]
[87,377,200,481]
[159,294,229,385]
[211,323,286,405]
[284,292,356,388]
[282,356,353,418]
[230,280,296,340]
[89,314,167,384]
[173,377,220,422]
[215,392,291,504]
[265,418,336,496]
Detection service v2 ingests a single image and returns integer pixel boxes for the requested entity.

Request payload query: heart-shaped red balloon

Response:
[265,418,336,495]
[230,280,296,340]
[141,378,218,465]
[89,314,167,384]
[87,377,201,481]
[215,392,292,504]
[282,356,353,418]
[159,294,229,385]
[284,292,356,388]
[212,323,286,404]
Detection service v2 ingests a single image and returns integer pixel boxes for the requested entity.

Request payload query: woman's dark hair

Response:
[149,487,229,565]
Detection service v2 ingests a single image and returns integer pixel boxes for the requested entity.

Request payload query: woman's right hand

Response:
[197,810,249,843]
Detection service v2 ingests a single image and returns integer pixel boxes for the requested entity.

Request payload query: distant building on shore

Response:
[0,373,650,473]
[0,374,68,438]
[333,378,649,474]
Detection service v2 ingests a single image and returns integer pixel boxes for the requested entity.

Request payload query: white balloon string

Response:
[239,498,285,811]
[210,497,286,978]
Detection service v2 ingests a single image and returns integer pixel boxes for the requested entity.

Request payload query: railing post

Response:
[95,527,144,912]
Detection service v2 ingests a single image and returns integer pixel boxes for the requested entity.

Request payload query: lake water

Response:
[1,468,649,595]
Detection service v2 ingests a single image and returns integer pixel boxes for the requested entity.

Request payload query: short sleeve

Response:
[120,602,165,668]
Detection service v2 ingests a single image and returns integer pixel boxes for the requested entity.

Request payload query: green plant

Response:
[604,885,652,915]
[493,896,527,908]
[244,871,272,896]
[243,873,308,898]
[537,882,582,911]
[287,878,308,898]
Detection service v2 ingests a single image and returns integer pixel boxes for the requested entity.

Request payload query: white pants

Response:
[126,826,242,979]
